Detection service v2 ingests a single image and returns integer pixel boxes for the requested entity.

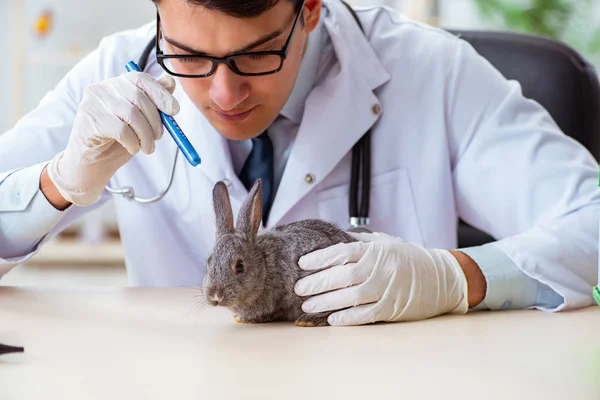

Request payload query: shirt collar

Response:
[279,9,327,124]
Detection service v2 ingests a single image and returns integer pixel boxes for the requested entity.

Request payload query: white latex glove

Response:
[294,232,469,326]
[47,71,180,206]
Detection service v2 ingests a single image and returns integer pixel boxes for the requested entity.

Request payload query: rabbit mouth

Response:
[205,288,227,307]
[207,293,238,308]
[207,295,226,307]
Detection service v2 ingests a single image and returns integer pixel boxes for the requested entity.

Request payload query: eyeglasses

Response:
[155,1,305,78]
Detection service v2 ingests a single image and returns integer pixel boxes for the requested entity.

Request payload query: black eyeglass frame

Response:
[155,1,306,78]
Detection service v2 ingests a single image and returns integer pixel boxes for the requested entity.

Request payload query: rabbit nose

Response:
[208,289,224,306]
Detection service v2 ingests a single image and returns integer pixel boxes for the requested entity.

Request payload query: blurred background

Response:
[1,0,599,287]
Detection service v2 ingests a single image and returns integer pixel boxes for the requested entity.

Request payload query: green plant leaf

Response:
[589,30,600,54]
[471,0,600,69]
[473,0,575,39]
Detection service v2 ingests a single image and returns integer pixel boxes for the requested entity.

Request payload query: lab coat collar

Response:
[265,0,392,225]
[323,0,391,91]
[280,8,327,124]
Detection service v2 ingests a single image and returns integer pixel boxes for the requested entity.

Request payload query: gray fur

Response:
[203,179,357,327]
[213,181,234,238]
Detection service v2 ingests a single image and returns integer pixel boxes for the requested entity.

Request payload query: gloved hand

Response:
[47,71,180,206]
[294,232,470,326]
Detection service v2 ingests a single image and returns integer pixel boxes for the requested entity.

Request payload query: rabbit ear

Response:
[213,181,234,238]
[235,179,262,240]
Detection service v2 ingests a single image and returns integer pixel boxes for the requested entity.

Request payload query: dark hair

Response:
[151,0,302,18]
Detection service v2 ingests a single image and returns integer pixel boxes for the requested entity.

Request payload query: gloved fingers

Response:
[115,104,157,155]
[346,232,379,242]
[327,303,383,326]
[301,283,380,314]
[118,83,165,142]
[111,77,164,143]
[114,121,143,156]
[298,241,370,272]
[125,71,180,116]
[347,231,400,242]
[294,261,370,297]
[87,83,156,155]
[111,100,156,155]
[157,74,177,94]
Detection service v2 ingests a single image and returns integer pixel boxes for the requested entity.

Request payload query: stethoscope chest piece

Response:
[348,217,372,233]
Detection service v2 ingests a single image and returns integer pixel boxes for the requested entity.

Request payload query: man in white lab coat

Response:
[0,0,598,326]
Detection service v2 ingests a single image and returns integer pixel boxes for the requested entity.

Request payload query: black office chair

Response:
[445,30,600,248]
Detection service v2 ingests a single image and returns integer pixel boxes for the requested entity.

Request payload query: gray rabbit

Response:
[202,178,357,327]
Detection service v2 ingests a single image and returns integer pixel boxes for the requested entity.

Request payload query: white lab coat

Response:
[0,1,598,309]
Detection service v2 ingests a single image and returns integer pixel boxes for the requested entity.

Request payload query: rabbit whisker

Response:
[182,299,209,321]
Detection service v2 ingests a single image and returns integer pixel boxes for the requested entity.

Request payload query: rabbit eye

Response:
[234,260,245,274]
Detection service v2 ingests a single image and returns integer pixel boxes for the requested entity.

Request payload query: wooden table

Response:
[1,286,599,400]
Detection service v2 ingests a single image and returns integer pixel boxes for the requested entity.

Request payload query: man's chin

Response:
[214,124,262,141]
[206,111,271,141]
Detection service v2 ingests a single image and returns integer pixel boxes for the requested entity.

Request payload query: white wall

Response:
[439,0,487,29]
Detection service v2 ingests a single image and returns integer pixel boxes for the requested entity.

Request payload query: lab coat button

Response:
[372,104,381,115]
[222,178,232,187]
[12,193,20,205]
[304,174,315,184]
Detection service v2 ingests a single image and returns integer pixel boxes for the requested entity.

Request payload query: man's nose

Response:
[209,65,249,111]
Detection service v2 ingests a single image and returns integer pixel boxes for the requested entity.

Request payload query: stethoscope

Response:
[106,1,372,232]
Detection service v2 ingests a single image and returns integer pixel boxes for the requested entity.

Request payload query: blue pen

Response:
[126,61,201,167]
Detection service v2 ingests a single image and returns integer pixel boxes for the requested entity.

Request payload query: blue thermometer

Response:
[125,61,201,167]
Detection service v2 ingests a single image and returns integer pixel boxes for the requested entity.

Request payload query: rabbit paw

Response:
[295,320,317,327]
[295,312,331,327]
[233,315,254,324]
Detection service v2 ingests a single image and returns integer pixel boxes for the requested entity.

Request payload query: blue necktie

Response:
[238,131,274,225]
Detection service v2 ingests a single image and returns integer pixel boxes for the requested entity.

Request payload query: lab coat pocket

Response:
[316,168,424,243]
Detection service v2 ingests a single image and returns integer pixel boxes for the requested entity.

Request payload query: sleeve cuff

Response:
[460,244,564,311]
[0,162,72,260]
